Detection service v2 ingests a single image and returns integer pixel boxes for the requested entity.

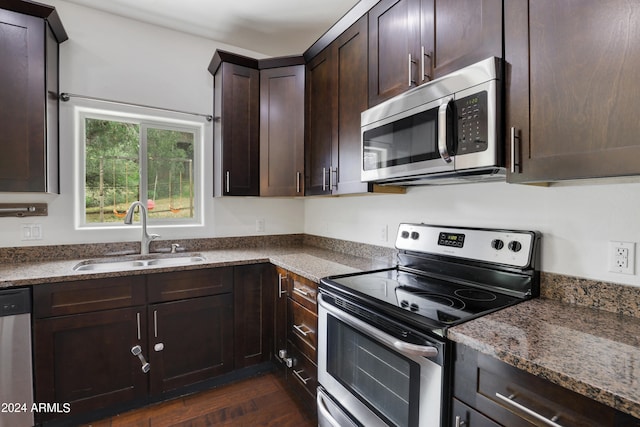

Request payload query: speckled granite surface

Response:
[448,298,640,419]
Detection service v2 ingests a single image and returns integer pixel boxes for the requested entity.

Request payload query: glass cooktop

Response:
[322,268,521,327]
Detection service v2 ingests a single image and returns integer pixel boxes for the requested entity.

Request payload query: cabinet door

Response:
[218,62,260,195]
[0,10,47,192]
[368,0,422,106]
[506,0,640,183]
[34,307,148,423]
[305,47,335,195]
[433,0,502,78]
[334,16,370,195]
[260,65,305,196]
[149,294,234,394]
[234,264,275,368]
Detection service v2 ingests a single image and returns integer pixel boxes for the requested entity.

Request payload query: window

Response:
[79,109,203,227]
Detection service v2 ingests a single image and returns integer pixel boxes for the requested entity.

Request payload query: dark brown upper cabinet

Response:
[368,0,503,107]
[306,16,379,196]
[209,51,260,196]
[0,2,67,193]
[432,0,503,79]
[368,0,432,106]
[506,0,640,183]
[259,58,305,197]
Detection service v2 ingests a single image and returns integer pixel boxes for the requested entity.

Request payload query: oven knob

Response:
[491,239,504,250]
[410,231,420,240]
[401,230,410,239]
[508,241,522,252]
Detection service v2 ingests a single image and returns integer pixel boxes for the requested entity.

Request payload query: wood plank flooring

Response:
[82,373,316,427]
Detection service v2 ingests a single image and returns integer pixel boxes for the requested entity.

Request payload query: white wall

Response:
[0,0,304,247]
[305,179,640,286]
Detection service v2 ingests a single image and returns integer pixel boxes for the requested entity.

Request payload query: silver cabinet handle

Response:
[153,310,158,338]
[278,274,287,298]
[408,54,418,86]
[136,312,141,340]
[330,166,337,190]
[421,47,432,82]
[322,167,327,191]
[455,415,466,427]
[296,171,301,193]
[438,98,453,163]
[293,323,313,337]
[131,345,150,373]
[293,369,311,384]
[225,171,230,193]
[510,127,521,173]
[293,287,312,298]
[495,392,563,427]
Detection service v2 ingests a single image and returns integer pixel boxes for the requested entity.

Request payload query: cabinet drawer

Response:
[287,341,318,399]
[454,344,638,427]
[147,267,233,302]
[287,272,317,311]
[288,298,317,362]
[451,398,500,427]
[33,276,146,318]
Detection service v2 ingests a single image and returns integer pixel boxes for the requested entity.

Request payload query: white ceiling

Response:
[63,0,361,56]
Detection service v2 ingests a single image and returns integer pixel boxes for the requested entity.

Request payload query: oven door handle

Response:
[319,294,439,359]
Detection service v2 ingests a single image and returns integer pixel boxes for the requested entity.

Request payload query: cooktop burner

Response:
[320,224,541,333]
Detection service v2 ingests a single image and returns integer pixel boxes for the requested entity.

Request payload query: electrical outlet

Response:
[21,223,43,241]
[255,218,265,233]
[609,241,635,275]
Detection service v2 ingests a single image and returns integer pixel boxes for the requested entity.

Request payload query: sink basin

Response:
[73,254,206,272]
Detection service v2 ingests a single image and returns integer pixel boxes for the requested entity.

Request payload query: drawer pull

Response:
[293,323,313,337]
[293,287,314,299]
[495,392,563,427]
[293,369,311,384]
[278,274,287,298]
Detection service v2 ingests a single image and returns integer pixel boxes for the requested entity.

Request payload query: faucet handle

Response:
[149,233,160,241]
[170,243,181,254]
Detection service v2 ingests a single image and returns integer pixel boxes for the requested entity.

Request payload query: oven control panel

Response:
[396,223,537,268]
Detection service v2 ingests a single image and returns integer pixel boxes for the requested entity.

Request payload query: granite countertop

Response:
[0,245,391,288]
[448,298,640,419]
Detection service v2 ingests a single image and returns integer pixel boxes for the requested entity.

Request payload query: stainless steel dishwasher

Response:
[0,288,33,427]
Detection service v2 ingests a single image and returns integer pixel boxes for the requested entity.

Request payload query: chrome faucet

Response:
[124,201,160,255]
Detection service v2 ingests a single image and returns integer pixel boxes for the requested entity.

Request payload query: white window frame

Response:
[74,104,205,230]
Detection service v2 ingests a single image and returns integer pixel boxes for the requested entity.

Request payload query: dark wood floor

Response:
[82,373,316,427]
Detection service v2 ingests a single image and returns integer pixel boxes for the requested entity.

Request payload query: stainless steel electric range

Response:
[317,223,541,427]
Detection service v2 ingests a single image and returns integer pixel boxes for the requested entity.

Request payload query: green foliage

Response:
[84,118,195,222]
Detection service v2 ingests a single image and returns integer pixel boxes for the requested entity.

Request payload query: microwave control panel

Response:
[456,91,488,154]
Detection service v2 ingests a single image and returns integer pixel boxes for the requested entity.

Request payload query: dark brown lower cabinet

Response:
[453,343,640,427]
[34,306,148,424]
[149,294,234,394]
[234,263,275,368]
[33,269,236,424]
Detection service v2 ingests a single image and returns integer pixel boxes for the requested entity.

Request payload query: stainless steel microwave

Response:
[361,57,504,185]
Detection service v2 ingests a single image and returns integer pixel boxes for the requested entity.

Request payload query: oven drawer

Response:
[288,298,317,361]
[454,343,638,427]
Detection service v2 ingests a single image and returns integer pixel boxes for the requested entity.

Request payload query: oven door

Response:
[318,293,444,427]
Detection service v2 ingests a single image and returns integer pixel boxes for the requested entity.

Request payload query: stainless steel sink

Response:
[72,254,206,272]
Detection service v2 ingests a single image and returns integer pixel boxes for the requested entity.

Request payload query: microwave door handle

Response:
[438,98,453,163]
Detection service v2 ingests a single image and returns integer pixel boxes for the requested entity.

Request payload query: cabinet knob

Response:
[154,342,164,352]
